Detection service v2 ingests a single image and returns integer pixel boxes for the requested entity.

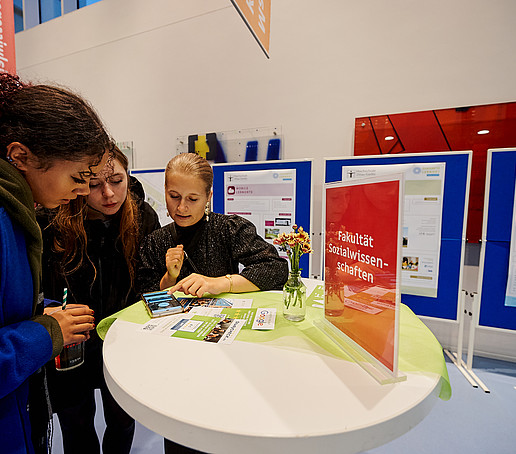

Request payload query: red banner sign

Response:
[230,0,271,58]
[0,0,16,74]
[325,177,401,372]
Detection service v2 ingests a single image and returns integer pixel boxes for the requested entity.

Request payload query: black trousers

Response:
[57,382,135,454]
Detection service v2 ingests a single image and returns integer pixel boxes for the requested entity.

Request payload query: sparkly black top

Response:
[136,212,289,294]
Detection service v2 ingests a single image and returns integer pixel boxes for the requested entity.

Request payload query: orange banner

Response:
[0,0,16,74]
[230,0,271,58]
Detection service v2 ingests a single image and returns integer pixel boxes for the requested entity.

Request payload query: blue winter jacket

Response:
[0,159,63,453]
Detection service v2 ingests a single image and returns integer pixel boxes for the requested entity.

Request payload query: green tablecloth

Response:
[97,287,451,400]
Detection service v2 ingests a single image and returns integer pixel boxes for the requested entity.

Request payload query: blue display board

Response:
[213,160,313,277]
[325,152,471,320]
[478,149,516,330]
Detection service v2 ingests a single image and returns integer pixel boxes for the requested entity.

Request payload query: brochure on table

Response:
[140,297,276,344]
[223,168,296,260]
[341,163,445,298]
[319,174,404,383]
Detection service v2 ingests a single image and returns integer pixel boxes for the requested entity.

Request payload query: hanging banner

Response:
[325,175,402,373]
[230,0,271,58]
[0,0,16,74]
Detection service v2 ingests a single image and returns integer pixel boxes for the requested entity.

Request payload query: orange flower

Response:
[274,224,312,273]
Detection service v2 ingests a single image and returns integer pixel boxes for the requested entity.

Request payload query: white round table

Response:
[103,284,442,453]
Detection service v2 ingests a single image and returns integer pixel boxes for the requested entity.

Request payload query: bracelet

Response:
[225,274,233,293]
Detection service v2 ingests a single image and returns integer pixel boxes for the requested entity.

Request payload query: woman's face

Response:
[15,148,109,209]
[87,158,129,218]
[165,171,211,227]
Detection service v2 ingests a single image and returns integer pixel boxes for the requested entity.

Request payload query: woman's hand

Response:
[168,273,229,297]
[166,245,184,280]
[45,304,95,346]
[160,245,185,289]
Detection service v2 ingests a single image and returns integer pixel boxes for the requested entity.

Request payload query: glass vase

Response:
[283,271,307,322]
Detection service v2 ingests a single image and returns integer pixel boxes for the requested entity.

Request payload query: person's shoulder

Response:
[145,222,174,241]
[208,212,247,229]
[139,201,160,226]
[140,200,155,215]
[129,175,146,201]
[212,212,250,225]
[211,213,258,237]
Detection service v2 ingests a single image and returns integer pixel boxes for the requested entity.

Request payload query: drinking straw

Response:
[62,287,68,310]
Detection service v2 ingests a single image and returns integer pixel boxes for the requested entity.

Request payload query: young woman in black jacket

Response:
[38,146,160,454]
[137,151,288,454]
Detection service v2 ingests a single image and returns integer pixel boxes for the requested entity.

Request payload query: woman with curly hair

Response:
[38,146,160,454]
[0,72,110,453]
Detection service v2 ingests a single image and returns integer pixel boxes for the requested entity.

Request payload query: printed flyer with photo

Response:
[140,300,276,344]
[141,313,245,344]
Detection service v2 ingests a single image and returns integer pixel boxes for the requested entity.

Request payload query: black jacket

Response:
[137,212,289,295]
[37,176,160,412]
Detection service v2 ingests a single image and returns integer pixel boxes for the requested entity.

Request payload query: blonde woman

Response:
[137,152,288,453]
[137,152,288,298]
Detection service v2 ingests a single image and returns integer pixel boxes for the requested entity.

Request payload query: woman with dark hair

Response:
[38,146,160,454]
[0,72,110,453]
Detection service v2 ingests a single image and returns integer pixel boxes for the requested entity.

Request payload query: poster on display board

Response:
[224,169,296,261]
[324,175,403,375]
[505,180,516,307]
[342,163,445,298]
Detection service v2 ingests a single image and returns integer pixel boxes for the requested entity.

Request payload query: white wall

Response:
[15,0,516,360]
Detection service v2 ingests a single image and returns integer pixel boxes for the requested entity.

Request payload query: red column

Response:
[0,0,16,74]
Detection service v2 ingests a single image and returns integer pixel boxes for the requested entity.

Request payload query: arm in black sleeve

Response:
[226,215,289,291]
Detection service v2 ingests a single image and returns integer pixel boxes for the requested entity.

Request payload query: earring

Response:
[6,156,17,167]
[205,203,210,222]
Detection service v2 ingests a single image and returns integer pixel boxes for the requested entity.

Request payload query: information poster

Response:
[325,176,402,373]
[342,163,445,298]
[224,169,296,259]
[505,180,516,307]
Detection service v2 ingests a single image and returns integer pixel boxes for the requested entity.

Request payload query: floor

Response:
[50,355,516,454]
